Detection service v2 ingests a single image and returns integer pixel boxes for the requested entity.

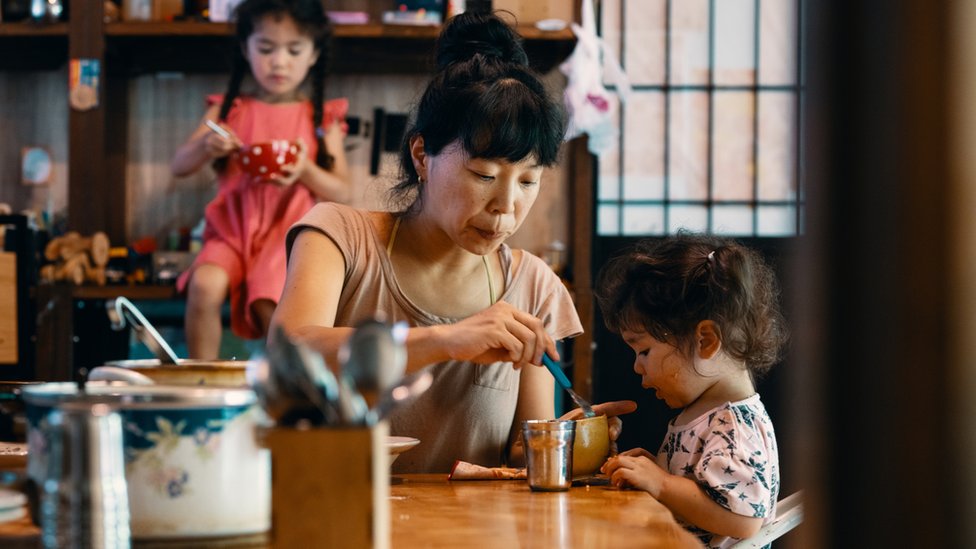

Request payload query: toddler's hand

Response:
[601,453,667,497]
[272,138,309,187]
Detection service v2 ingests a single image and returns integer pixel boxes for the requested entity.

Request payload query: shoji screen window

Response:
[597,0,802,237]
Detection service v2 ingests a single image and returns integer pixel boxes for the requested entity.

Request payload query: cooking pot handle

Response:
[87,366,156,385]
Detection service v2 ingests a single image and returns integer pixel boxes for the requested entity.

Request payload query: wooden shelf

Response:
[70,284,179,300]
[103,21,575,75]
[104,21,572,40]
[32,284,179,301]
[105,21,232,36]
[0,22,68,36]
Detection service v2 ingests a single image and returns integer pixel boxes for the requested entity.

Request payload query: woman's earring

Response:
[418,175,426,184]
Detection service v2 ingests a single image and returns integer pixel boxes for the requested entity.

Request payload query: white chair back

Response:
[730,491,803,548]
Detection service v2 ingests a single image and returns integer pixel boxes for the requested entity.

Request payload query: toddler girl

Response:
[596,234,789,548]
[170,0,349,358]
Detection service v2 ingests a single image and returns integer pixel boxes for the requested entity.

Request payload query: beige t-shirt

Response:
[287,203,583,473]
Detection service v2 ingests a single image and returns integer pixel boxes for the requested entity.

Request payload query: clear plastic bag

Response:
[560,0,631,155]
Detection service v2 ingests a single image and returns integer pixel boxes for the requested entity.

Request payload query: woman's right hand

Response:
[442,301,555,369]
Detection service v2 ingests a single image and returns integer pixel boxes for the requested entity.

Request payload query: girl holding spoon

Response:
[170,0,350,359]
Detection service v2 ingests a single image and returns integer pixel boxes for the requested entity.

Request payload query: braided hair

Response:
[214,0,334,173]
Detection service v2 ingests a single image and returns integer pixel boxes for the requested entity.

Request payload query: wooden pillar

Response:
[68,0,125,244]
[800,0,955,546]
[568,137,594,399]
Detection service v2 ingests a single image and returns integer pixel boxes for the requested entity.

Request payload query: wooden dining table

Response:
[0,474,702,548]
[390,474,703,548]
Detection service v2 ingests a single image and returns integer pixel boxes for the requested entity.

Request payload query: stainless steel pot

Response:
[23,382,270,540]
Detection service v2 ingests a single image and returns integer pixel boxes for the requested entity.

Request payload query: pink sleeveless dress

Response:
[177,94,348,339]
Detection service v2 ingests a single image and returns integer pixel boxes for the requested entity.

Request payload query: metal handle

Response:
[542,352,572,389]
[105,297,179,364]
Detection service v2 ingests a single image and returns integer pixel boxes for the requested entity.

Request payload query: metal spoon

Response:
[335,375,369,426]
[105,297,179,364]
[367,369,433,425]
[256,326,340,426]
[205,119,233,140]
[338,319,408,409]
[542,352,597,418]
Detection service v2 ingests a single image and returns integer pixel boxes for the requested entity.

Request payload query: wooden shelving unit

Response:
[0,22,68,35]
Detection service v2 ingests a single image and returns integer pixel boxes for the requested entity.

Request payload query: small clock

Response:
[21,147,52,185]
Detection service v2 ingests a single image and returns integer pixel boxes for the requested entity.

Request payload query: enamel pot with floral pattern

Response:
[23,382,270,539]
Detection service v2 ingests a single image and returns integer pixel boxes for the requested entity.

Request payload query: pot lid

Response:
[22,381,255,409]
[102,359,249,370]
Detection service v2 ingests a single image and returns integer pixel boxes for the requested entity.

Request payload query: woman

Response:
[272,12,631,473]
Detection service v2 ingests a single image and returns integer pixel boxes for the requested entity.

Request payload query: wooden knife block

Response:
[263,423,390,549]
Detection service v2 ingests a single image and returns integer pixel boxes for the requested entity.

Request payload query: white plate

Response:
[0,488,26,512]
[387,436,420,466]
[0,505,26,524]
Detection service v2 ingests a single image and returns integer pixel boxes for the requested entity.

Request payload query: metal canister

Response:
[522,419,576,492]
[39,402,130,549]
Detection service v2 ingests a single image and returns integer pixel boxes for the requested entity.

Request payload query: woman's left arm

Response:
[506,362,555,466]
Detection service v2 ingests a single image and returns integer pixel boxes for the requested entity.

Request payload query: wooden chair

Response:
[731,491,803,548]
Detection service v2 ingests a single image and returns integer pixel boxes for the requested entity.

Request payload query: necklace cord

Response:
[388,216,496,306]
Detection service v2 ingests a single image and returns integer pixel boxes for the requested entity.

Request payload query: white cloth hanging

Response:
[560,0,632,155]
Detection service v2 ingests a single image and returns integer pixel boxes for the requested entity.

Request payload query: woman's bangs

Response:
[460,82,559,165]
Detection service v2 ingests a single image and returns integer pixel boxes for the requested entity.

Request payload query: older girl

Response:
[171,0,349,358]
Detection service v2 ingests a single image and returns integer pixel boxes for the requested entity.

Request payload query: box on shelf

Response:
[492,0,574,25]
[209,0,242,22]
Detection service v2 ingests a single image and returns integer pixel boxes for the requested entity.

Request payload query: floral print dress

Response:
[657,394,780,549]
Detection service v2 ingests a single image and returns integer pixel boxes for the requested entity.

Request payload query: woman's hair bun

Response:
[435,12,529,69]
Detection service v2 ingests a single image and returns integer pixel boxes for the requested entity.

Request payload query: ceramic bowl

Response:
[572,414,610,477]
[237,140,298,180]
